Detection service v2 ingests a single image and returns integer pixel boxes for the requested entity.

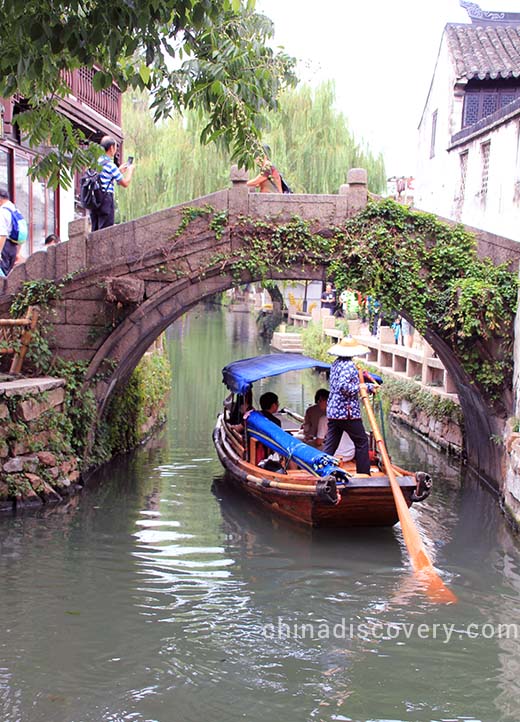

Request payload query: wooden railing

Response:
[0,306,39,374]
[61,68,122,126]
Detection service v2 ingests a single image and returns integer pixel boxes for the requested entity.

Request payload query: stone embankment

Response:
[504,419,520,527]
[0,377,80,512]
[389,399,463,456]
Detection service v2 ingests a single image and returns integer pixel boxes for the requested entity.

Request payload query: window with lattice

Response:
[480,141,491,202]
[462,80,520,128]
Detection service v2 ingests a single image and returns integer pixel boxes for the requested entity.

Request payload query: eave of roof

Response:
[446,23,520,80]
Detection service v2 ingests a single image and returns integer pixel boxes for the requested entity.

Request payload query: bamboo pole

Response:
[246,474,316,493]
[357,366,457,604]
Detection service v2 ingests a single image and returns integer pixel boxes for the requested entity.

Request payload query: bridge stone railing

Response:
[0,167,369,303]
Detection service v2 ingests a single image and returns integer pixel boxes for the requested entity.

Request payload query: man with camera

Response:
[90,135,135,231]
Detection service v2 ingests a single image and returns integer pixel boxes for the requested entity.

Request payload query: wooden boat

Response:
[213,354,432,528]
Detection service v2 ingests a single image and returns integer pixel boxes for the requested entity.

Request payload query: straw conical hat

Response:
[327,336,370,357]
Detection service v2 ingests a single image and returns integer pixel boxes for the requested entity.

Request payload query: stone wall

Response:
[389,398,464,456]
[503,419,520,528]
[0,377,80,512]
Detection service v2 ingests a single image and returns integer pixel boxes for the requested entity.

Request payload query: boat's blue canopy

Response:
[222,353,330,395]
[245,410,349,481]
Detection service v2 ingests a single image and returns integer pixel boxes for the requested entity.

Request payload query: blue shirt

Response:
[99,154,123,195]
[326,358,374,420]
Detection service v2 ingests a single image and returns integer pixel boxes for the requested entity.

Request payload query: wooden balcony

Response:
[61,68,122,127]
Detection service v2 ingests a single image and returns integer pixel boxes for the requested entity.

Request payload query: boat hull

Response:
[213,416,417,528]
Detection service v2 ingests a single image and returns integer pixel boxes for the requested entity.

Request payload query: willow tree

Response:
[267,82,387,194]
[118,81,386,221]
[0,1,295,186]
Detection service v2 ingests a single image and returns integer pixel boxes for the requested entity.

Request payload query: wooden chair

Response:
[0,306,39,374]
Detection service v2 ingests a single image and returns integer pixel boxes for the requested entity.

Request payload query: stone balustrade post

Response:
[66,216,90,274]
[339,168,368,216]
[229,165,250,251]
[229,165,249,216]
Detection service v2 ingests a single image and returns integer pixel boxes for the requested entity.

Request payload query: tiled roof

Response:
[446,23,520,80]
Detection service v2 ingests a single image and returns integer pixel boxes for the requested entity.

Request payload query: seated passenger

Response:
[229,389,253,427]
[302,388,329,444]
[259,392,281,427]
[316,415,355,460]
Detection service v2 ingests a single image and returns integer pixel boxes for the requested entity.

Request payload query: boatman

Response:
[322,337,375,475]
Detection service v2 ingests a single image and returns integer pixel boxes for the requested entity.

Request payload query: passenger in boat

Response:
[257,392,300,470]
[259,392,282,426]
[323,337,375,475]
[316,414,355,459]
[229,389,254,426]
[302,388,329,444]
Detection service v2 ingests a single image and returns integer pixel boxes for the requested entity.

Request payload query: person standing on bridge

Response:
[90,136,135,231]
[246,145,282,193]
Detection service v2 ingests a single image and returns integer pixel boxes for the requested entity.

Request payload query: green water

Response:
[1,305,519,722]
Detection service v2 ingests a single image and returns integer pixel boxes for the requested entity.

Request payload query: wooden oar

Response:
[357,367,457,604]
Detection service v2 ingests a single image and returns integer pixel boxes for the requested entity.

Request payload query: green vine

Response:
[377,375,464,426]
[204,199,517,405]
[9,272,78,317]
[95,348,171,461]
[172,204,228,240]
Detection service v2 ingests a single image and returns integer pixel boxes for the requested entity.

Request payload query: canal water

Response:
[1,306,520,722]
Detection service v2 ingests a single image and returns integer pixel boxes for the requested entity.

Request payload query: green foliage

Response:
[201,199,517,404]
[0,1,296,186]
[263,81,387,194]
[378,375,464,426]
[172,205,228,240]
[117,82,386,221]
[53,359,98,460]
[99,348,172,457]
[10,278,64,317]
[301,322,331,362]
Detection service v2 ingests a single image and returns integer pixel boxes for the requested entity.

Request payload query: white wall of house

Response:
[59,184,76,242]
[415,32,520,243]
[448,118,520,241]
[416,33,462,219]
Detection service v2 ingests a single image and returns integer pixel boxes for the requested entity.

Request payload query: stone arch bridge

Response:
[0,167,519,486]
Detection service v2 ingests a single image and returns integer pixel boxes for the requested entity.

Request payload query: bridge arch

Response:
[0,169,518,485]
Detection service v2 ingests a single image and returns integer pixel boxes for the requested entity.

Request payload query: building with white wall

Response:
[416,1,520,242]
[0,70,123,251]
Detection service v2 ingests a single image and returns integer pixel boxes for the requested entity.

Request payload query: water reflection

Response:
[0,306,519,722]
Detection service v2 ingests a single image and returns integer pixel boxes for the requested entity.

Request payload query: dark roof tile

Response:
[446,23,520,80]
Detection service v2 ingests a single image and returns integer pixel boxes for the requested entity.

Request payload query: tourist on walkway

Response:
[367,296,381,336]
[322,337,375,475]
[246,145,282,193]
[392,314,403,344]
[0,188,27,277]
[90,136,135,231]
[401,316,414,347]
[321,282,337,314]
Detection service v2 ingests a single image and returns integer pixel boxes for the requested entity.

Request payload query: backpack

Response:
[7,207,28,243]
[280,176,293,194]
[80,169,104,211]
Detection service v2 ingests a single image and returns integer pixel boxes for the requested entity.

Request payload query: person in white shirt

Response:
[316,414,355,460]
[0,188,25,277]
